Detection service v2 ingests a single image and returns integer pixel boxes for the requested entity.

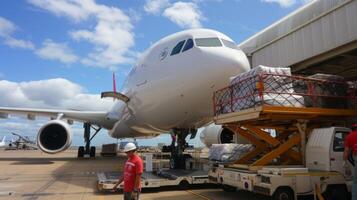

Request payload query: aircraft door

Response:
[136,64,148,87]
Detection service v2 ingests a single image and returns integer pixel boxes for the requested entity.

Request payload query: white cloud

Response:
[28,0,136,69]
[0,17,16,37]
[4,37,35,50]
[261,0,314,7]
[163,2,203,28]
[0,79,113,111]
[301,0,314,4]
[28,0,91,22]
[144,1,204,29]
[144,0,170,14]
[261,0,295,7]
[127,8,142,23]
[0,16,35,50]
[35,39,78,64]
[0,121,32,130]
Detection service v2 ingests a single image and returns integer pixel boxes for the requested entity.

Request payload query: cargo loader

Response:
[208,67,357,200]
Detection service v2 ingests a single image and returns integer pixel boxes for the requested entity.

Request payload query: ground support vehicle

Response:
[210,127,352,200]
[97,152,209,192]
[97,169,209,192]
[209,73,357,200]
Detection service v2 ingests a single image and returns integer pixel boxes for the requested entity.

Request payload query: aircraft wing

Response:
[0,107,115,129]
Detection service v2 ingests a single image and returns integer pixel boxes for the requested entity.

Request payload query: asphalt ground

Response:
[0,150,272,200]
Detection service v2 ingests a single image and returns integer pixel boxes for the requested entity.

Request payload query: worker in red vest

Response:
[113,143,143,200]
[344,124,357,200]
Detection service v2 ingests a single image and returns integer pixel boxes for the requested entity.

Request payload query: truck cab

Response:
[306,127,353,181]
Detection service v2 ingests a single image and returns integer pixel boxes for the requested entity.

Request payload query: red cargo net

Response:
[213,74,356,116]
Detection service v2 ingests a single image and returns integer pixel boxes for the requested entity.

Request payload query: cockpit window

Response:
[171,40,185,56]
[222,39,240,50]
[195,38,222,47]
[182,39,194,52]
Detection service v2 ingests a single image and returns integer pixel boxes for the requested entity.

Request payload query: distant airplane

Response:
[0,29,249,164]
[0,136,6,148]
[7,132,37,150]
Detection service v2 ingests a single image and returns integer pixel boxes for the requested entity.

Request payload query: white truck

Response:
[209,127,353,200]
[97,169,209,192]
[97,152,210,192]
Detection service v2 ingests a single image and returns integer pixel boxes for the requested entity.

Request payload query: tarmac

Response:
[0,149,270,200]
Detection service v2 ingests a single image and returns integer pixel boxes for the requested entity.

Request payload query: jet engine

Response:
[200,124,248,147]
[37,120,72,154]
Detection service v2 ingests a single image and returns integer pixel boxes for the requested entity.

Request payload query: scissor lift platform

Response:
[212,73,357,170]
[214,105,357,127]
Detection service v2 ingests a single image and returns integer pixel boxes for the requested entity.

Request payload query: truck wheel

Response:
[179,180,190,190]
[272,187,294,200]
[222,184,236,192]
[323,185,348,200]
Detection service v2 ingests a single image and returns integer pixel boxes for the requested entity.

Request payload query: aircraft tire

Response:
[90,146,96,158]
[78,146,84,158]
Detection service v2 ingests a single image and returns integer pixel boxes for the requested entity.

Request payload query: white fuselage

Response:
[0,136,6,148]
[107,29,250,138]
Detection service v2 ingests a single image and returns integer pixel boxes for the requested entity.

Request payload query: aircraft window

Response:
[195,38,222,47]
[171,40,185,56]
[222,39,240,50]
[182,39,194,52]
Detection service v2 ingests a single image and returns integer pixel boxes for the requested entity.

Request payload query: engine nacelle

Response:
[200,124,248,147]
[37,120,72,154]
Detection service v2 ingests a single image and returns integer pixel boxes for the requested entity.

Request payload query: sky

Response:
[0,0,312,147]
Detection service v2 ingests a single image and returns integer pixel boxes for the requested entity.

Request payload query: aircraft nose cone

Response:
[217,49,250,77]
[230,50,250,74]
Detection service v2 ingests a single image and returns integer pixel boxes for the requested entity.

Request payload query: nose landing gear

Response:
[77,123,102,158]
[169,128,197,169]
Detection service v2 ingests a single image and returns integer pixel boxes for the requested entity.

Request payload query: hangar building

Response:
[239,0,357,79]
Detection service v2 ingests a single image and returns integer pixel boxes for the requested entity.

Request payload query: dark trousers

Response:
[124,191,140,200]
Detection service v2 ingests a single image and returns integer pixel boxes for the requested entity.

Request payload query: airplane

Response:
[0,29,250,167]
[0,136,6,148]
[7,132,37,150]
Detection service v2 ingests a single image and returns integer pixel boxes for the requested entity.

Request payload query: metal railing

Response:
[213,74,356,116]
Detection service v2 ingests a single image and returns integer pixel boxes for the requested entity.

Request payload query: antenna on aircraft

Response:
[113,72,117,94]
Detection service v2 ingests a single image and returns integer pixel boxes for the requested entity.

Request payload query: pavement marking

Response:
[0,183,22,188]
[0,191,15,196]
[186,190,211,200]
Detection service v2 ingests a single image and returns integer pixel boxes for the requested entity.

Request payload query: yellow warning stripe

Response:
[186,190,211,200]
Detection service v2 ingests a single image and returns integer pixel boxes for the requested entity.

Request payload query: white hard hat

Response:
[123,142,137,152]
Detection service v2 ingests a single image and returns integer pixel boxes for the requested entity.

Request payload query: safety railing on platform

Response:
[213,73,356,116]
